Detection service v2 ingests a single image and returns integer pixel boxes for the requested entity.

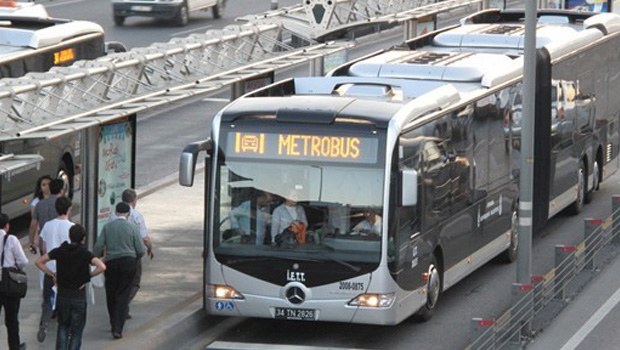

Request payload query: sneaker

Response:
[19,343,26,350]
[37,326,47,342]
[112,332,123,339]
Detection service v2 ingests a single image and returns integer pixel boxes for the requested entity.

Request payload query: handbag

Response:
[1,235,27,298]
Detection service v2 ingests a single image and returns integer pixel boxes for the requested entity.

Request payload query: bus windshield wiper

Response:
[310,252,362,273]
[225,255,321,266]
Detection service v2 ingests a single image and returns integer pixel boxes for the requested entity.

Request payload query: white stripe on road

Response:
[202,98,230,103]
[171,25,213,37]
[45,0,86,8]
[560,285,620,350]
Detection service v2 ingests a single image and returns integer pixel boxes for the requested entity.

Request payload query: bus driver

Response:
[352,210,382,236]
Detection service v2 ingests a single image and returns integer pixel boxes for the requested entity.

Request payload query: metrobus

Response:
[0,8,123,218]
[179,9,620,324]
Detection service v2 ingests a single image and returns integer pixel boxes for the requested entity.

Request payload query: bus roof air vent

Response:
[405,52,452,64]
[433,23,578,50]
[481,24,523,35]
[377,52,514,82]
[333,83,398,99]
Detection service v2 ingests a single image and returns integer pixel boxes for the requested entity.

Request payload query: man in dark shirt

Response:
[36,224,106,349]
[94,202,145,339]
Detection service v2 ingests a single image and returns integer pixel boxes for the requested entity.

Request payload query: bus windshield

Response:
[213,124,386,267]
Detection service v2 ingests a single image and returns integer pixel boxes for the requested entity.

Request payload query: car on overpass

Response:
[111,0,226,27]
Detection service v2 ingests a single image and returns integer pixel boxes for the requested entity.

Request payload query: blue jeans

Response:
[55,292,87,350]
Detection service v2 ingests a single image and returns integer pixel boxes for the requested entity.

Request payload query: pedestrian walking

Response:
[0,213,28,350]
[31,178,65,250]
[37,196,75,343]
[95,202,145,339]
[110,188,154,319]
[36,224,106,350]
[28,175,52,254]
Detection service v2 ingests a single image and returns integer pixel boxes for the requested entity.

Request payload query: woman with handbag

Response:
[0,213,28,350]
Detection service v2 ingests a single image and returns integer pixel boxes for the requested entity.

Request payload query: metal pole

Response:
[517,0,537,285]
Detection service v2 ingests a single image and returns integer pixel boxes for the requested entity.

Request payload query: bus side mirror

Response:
[179,139,212,187]
[400,169,418,206]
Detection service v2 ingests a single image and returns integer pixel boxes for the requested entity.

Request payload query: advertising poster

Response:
[416,19,435,36]
[565,0,609,12]
[323,50,348,75]
[96,121,134,236]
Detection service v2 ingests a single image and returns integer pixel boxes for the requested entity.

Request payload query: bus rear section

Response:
[0,16,105,78]
[0,14,108,218]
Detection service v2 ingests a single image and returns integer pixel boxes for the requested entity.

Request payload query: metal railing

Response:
[0,0,482,141]
[466,196,620,349]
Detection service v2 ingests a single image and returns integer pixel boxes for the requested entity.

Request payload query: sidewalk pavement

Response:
[1,171,211,350]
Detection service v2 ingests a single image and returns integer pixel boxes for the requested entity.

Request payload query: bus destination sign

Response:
[227,132,379,164]
[53,48,76,65]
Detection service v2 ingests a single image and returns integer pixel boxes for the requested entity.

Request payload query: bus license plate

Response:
[274,307,315,321]
[131,5,152,12]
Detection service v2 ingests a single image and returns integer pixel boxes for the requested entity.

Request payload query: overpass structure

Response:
[0,0,482,142]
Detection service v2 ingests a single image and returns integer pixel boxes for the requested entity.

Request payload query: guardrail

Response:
[466,196,620,349]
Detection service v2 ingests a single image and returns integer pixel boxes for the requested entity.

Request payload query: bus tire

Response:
[585,159,599,204]
[113,16,125,26]
[175,4,189,27]
[415,255,441,322]
[499,209,518,263]
[212,0,225,19]
[568,161,586,215]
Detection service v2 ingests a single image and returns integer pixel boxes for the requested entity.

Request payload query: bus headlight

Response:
[206,284,245,300]
[348,293,395,308]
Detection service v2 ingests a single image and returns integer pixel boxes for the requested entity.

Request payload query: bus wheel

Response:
[416,256,441,322]
[500,209,518,263]
[585,160,599,204]
[212,0,226,19]
[113,15,125,26]
[175,4,189,27]
[568,161,586,215]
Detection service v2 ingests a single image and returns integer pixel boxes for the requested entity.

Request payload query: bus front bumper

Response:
[205,288,427,325]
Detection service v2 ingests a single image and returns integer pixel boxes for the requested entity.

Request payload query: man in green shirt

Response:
[94,202,145,339]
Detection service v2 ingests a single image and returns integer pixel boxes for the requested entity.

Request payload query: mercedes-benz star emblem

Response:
[285,286,305,305]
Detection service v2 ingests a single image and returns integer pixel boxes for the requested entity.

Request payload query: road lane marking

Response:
[560,285,620,350]
[45,0,87,8]
[202,98,230,103]
[171,25,213,37]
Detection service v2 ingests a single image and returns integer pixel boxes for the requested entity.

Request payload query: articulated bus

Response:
[0,7,121,218]
[179,9,620,324]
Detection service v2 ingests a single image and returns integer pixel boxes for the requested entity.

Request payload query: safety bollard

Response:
[470,318,495,350]
[531,275,544,314]
[612,196,620,244]
[554,245,576,301]
[584,218,603,270]
[510,283,534,347]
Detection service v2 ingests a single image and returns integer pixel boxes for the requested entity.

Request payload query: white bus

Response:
[179,9,620,324]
